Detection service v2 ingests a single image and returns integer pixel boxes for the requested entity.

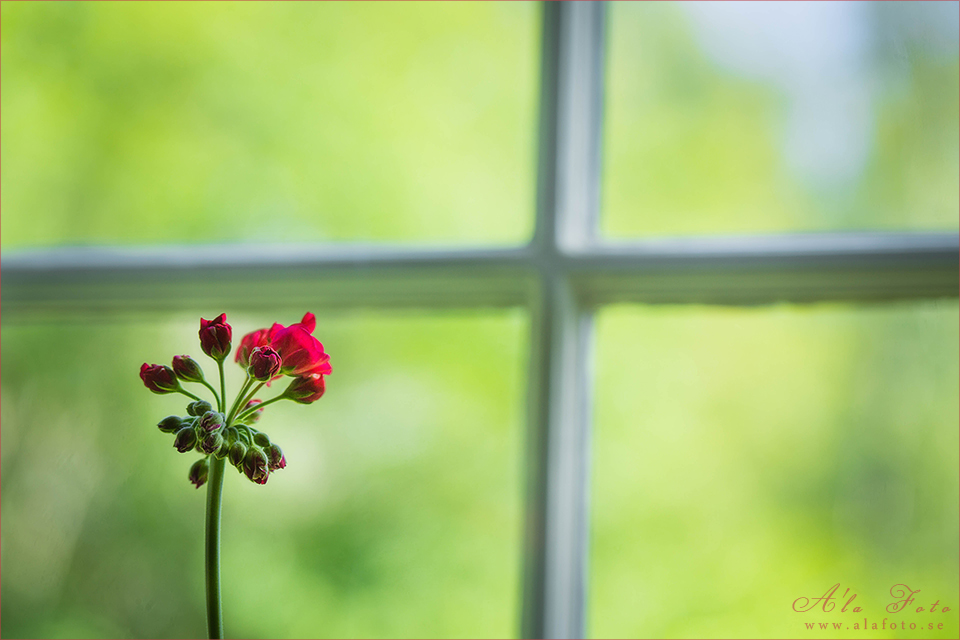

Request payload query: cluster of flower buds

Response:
[157,403,286,485]
[140,313,329,489]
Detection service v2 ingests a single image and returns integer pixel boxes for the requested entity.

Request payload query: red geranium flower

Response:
[141,312,331,496]
[271,328,331,376]
[235,323,283,367]
[235,313,331,377]
[199,314,232,361]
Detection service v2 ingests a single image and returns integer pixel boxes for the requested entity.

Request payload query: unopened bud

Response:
[172,355,205,384]
[189,458,209,488]
[253,432,271,447]
[248,346,282,382]
[197,411,225,432]
[214,441,230,460]
[242,447,269,484]
[283,373,325,404]
[174,427,198,453]
[267,444,286,471]
[199,314,232,362]
[200,431,224,455]
[140,363,180,394]
[229,441,248,467]
[187,400,213,417]
[157,415,182,433]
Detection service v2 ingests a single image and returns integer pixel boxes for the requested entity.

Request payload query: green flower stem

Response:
[235,394,286,422]
[217,360,227,414]
[237,381,265,413]
[199,379,221,411]
[177,388,204,403]
[206,359,228,638]
[225,375,255,427]
[205,455,226,639]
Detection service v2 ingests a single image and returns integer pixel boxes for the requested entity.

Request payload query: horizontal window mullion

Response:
[573,263,958,307]
[1,245,536,320]
[567,232,959,306]
[3,232,956,320]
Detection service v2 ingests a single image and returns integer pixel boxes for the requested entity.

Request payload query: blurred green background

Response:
[0,1,537,247]
[2,2,958,639]
[591,302,958,639]
[604,2,959,236]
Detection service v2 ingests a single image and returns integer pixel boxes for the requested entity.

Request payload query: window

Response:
[3,3,957,638]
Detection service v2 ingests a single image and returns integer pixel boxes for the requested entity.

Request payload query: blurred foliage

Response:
[591,302,959,638]
[603,2,960,236]
[0,2,537,247]
[2,2,958,640]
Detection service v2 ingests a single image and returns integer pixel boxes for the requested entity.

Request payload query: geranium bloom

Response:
[236,313,331,377]
[144,312,329,490]
[235,324,282,368]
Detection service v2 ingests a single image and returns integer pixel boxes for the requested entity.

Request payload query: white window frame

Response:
[3,3,958,638]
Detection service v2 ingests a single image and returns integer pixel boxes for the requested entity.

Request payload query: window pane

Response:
[1,311,525,638]
[603,1,960,237]
[590,302,959,638]
[0,2,537,248]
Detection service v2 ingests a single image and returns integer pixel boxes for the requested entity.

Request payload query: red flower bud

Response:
[199,314,232,361]
[172,355,205,383]
[189,458,209,489]
[200,431,224,455]
[242,447,269,484]
[283,373,326,404]
[174,426,199,453]
[267,444,286,471]
[248,346,282,381]
[241,399,264,424]
[140,363,180,394]
[197,411,225,433]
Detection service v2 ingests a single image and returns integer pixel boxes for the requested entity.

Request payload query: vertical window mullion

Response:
[524,3,606,639]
